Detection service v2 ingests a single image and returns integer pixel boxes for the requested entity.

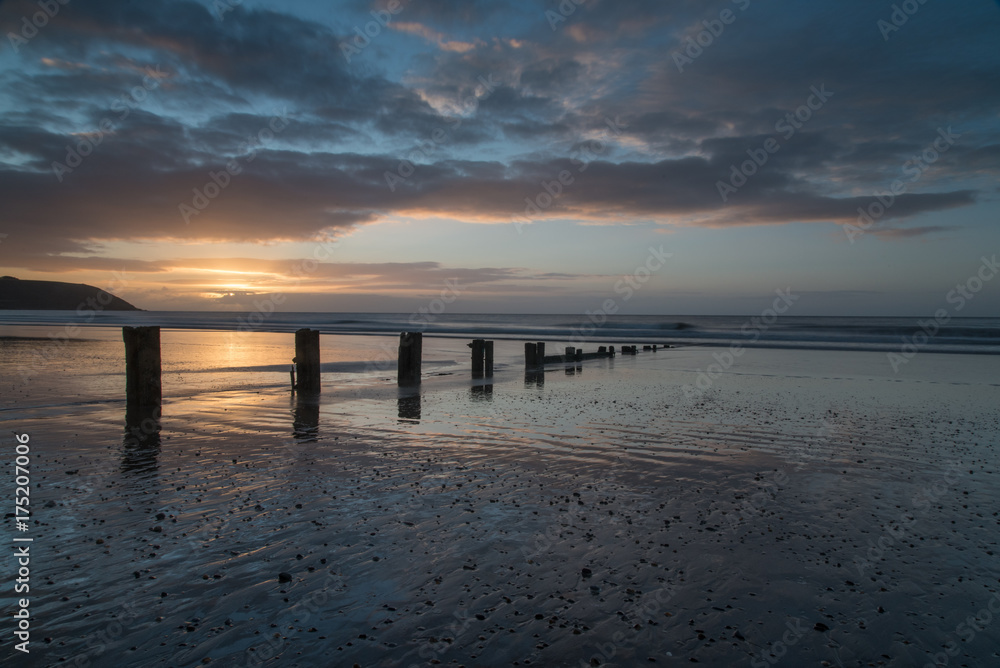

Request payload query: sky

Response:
[0,0,998,315]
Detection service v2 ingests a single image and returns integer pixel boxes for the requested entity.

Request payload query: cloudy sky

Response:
[1,0,998,314]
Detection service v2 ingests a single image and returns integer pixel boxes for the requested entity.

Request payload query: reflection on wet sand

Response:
[471,383,493,401]
[293,394,320,442]
[121,405,161,474]
[397,391,421,423]
[524,369,545,387]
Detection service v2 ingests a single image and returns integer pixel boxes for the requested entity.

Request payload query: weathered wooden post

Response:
[565,346,575,361]
[525,342,537,368]
[484,340,494,377]
[398,332,422,386]
[471,339,485,378]
[123,326,161,409]
[536,342,545,363]
[575,348,583,362]
[294,328,321,393]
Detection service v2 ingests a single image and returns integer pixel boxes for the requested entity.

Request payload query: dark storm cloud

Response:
[1,0,998,267]
[364,0,511,27]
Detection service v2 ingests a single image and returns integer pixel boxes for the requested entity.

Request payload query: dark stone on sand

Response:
[814,622,830,632]
[156,513,166,520]
[581,568,593,578]
[278,572,293,583]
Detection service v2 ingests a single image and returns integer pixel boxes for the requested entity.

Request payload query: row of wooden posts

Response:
[122,326,663,407]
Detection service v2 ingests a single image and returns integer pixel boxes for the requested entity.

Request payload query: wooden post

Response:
[565,346,575,360]
[536,342,545,363]
[525,342,537,368]
[575,348,583,362]
[472,339,485,378]
[484,340,494,377]
[398,332,422,386]
[294,328,321,393]
[123,326,161,409]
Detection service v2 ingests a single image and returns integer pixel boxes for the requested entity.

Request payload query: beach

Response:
[2,325,999,667]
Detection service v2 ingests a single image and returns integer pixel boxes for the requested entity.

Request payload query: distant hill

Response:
[0,276,142,311]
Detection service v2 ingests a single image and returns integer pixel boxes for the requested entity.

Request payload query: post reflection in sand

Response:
[397,391,421,423]
[292,394,320,442]
[524,369,545,387]
[471,383,493,401]
[121,405,161,474]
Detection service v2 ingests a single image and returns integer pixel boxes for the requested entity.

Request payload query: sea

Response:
[1,311,998,355]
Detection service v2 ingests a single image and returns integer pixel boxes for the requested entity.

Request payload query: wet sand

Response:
[2,333,999,667]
